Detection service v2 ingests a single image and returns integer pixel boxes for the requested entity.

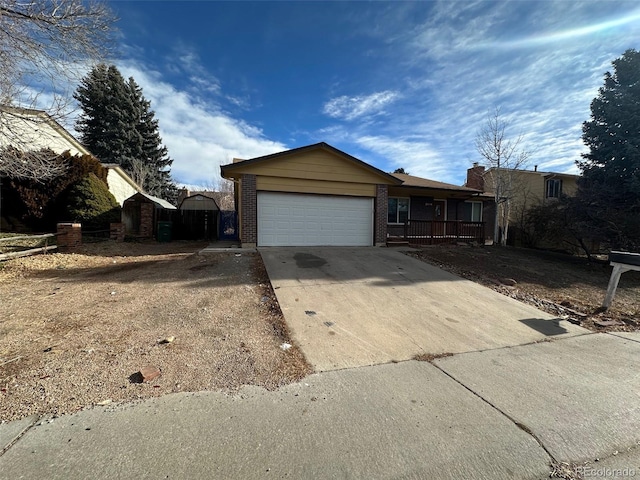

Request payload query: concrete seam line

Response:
[430,362,558,464]
[0,415,41,458]
[606,332,640,344]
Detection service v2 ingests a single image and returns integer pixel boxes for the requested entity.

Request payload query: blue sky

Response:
[109,0,640,188]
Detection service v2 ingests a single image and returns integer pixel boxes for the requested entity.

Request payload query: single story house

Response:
[0,106,142,206]
[221,142,493,247]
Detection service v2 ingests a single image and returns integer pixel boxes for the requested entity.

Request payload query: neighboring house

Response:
[465,163,580,243]
[0,105,89,156]
[102,163,142,206]
[220,142,493,248]
[0,106,141,206]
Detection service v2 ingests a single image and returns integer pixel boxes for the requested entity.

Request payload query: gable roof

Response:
[102,163,142,191]
[0,105,91,156]
[179,193,220,210]
[221,142,402,185]
[392,173,484,193]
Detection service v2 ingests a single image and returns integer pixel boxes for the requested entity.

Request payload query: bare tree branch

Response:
[475,107,530,246]
[0,0,116,118]
[0,1,115,181]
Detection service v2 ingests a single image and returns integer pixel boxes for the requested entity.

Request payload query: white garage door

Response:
[257,192,374,246]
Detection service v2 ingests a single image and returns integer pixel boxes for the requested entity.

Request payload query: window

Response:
[388,197,409,224]
[463,201,482,222]
[546,179,562,198]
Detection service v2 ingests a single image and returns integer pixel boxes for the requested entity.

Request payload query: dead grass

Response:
[0,240,311,422]
[406,245,640,332]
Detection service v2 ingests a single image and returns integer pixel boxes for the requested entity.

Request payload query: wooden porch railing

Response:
[394,220,485,245]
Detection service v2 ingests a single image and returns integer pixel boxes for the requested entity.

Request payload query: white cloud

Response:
[118,60,286,186]
[323,90,400,121]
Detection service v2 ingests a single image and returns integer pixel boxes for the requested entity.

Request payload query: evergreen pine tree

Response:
[578,49,640,249]
[74,64,176,202]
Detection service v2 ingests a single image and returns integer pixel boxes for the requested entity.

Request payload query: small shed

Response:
[177,194,220,240]
[122,192,177,240]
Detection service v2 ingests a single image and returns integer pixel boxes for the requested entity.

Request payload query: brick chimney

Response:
[177,188,190,205]
[466,162,485,191]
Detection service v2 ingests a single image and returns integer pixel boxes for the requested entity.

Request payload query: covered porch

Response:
[386,173,493,246]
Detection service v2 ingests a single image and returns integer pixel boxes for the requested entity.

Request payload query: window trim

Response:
[465,200,483,222]
[545,178,562,199]
[388,196,410,224]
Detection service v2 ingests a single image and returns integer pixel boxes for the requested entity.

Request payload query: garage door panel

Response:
[257,192,373,246]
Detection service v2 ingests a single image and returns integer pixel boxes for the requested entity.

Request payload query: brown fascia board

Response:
[220,142,402,185]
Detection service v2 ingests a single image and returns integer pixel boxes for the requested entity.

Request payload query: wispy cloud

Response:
[119,58,286,186]
[323,90,400,121]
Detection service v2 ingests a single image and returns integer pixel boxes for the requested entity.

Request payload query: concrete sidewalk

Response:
[260,247,588,371]
[1,333,639,479]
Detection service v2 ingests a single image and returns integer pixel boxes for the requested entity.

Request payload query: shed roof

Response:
[125,192,176,210]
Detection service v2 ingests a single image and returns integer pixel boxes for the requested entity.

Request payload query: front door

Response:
[433,200,446,236]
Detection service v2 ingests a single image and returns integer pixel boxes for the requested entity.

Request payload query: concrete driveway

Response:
[260,247,588,371]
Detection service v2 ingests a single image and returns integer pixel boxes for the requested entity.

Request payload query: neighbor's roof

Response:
[487,167,580,179]
[392,173,484,193]
[0,105,91,156]
[221,142,402,185]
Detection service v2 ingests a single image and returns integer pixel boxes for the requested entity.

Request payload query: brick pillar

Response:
[139,203,154,239]
[375,185,388,246]
[240,174,257,247]
[57,223,82,252]
[110,223,125,242]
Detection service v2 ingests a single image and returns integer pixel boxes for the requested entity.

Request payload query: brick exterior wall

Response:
[110,223,125,242]
[57,223,82,252]
[140,202,154,239]
[375,185,388,246]
[240,174,257,246]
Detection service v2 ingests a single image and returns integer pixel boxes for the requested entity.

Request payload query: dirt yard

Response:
[0,241,311,422]
[407,245,640,332]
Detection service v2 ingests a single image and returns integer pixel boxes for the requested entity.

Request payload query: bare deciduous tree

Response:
[0,1,115,181]
[0,106,74,181]
[475,107,530,246]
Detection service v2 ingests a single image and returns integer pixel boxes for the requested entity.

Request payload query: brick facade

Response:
[110,223,125,242]
[375,185,388,246]
[57,223,82,252]
[139,202,154,239]
[240,174,257,247]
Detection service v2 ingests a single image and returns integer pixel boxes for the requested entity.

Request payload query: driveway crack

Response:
[430,362,558,463]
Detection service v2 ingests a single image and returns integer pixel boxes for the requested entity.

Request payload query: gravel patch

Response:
[0,240,311,422]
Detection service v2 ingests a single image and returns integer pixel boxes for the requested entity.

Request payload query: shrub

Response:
[64,173,120,230]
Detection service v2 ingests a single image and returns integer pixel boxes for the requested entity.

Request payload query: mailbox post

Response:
[602,251,640,309]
